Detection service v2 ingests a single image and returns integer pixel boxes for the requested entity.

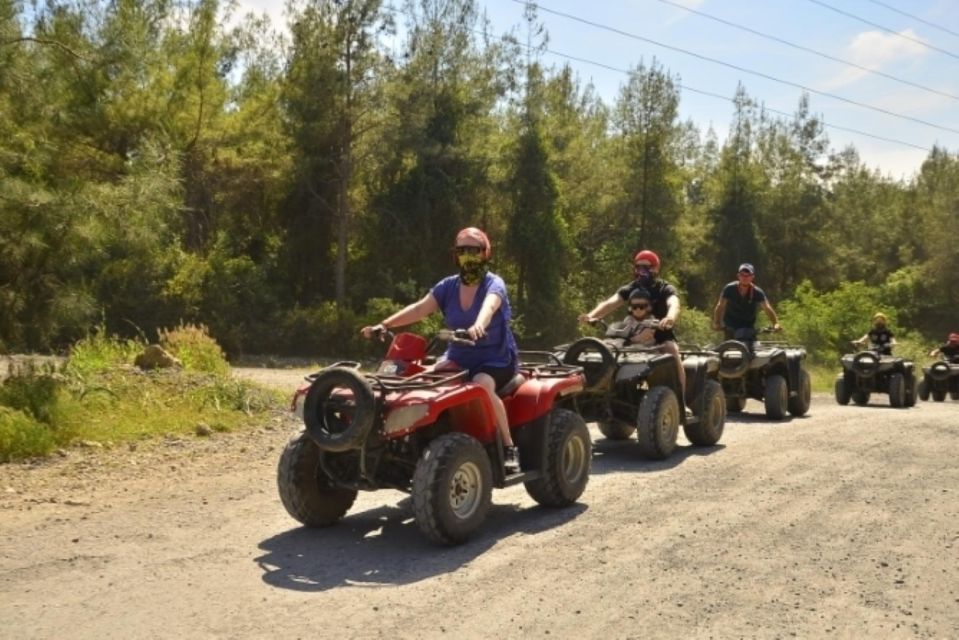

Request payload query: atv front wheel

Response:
[917,379,929,402]
[764,374,788,419]
[525,408,591,507]
[932,389,946,402]
[684,379,725,446]
[904,375,917,407]
[788,369,812,417]
[888,373,906,408]
[277,432,358,527]
[852,390,871,406]
[597,419,636,440]
[636,386,680,460]
[834,378,850,405]
[412,433,492,545]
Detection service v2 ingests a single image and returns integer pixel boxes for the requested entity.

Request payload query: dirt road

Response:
[1,368,957,639]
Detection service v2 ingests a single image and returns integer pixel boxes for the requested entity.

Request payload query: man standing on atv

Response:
[578,249,685,390]
[712,262,781,347]
[928,333,959,363]
[360,227,522,469]
[853,312,896,355]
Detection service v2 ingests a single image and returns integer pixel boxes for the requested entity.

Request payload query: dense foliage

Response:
[2,0,956,359]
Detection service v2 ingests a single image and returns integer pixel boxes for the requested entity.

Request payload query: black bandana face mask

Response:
[634,266,654,286]
[457,253,488,285]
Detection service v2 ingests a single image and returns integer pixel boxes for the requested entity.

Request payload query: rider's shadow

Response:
[256,497,587,592]
[589,438,725,475]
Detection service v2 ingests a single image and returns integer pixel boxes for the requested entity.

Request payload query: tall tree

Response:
[709,85,765,279]
[612,59,682,259]
[282,0,388,305]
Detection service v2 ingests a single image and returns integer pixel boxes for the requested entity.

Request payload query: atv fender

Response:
[504,375,584,427]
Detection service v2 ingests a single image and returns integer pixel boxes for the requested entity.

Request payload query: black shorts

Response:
[472,362,518,391]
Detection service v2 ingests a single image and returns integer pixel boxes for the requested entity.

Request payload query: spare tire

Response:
[303,367,376,452]
[562,337,616,390]
[716,341,751,378]
[852,351,880,377]
[928,361,951,382]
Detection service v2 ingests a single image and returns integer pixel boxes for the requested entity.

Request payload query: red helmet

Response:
[632,250,660,271]
[454,227,491,260]
[948,333,959,344]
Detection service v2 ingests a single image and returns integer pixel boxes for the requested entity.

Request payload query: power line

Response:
[511,0,959,136]
[531,43,932,152]
[654,0,959,102]
[863,0,959,39]
[804,0,959,60]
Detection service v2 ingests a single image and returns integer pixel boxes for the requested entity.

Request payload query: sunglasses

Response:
[630,302,650,310]
[454,246,483,255]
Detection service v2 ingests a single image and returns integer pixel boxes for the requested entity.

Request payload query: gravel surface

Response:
[1,368,957,639]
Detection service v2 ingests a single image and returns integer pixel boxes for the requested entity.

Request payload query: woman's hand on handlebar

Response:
[360,324,390,341]
[467,323,487,341]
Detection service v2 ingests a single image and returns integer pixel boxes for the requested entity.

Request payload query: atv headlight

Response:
[383,404,430,435]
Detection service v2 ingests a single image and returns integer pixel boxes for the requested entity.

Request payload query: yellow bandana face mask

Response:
[457,253,487,285]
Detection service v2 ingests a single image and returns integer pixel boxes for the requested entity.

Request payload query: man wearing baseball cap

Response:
[712,262,781,345]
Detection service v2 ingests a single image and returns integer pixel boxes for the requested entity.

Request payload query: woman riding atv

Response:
[929,333,959,363]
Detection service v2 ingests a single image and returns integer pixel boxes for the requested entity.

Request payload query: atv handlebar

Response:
[436,328,476,347]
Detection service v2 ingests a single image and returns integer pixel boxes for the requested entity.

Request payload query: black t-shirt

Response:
[720,282,768,330]
[939,343,959,362]
[616,278,679,342]
[868,328,894,353]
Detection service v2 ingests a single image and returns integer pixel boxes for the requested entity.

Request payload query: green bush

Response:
[0,369,63,425]
[67,328,142,378]
[0,407,56,461]
[159,323,229,375]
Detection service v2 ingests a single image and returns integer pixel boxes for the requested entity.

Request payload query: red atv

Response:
[278,329,590,545]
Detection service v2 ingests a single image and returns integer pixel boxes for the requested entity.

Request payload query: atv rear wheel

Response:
[888,373,906,408]
[636,386,680,460]
[684,379,725,446]
[852,390,871,406]
[834,378,850,405]
[788,369,812,417]
[277,432,358,527]
[597,419,636,440]
[726,395,746,413]
[303,367,376,452]
[412,433,492,545]
[525,408,591,507]
[764,374,788,420]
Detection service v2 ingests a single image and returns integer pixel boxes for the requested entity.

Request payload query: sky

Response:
[241,0,959,179]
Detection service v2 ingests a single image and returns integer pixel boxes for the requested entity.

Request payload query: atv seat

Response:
[497,373,526,397]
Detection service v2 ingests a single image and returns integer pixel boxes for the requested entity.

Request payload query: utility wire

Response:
[654,0,959,102]
[511,0,959,136]
[804,0,959,60]
[532,43,931,152]
[863,0,959,40]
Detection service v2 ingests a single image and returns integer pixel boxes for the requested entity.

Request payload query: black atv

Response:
[709,328,811,419]
[834,344,917,408]
[917,357,959,402]
[554,319,725,460]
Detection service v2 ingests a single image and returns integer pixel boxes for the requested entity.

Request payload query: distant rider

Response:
[853,312,896,355]
[929,333,959,363]
[712,262,781,348]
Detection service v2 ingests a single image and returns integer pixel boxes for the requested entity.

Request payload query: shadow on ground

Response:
[256,498,587,592]
[588,438,725,475]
